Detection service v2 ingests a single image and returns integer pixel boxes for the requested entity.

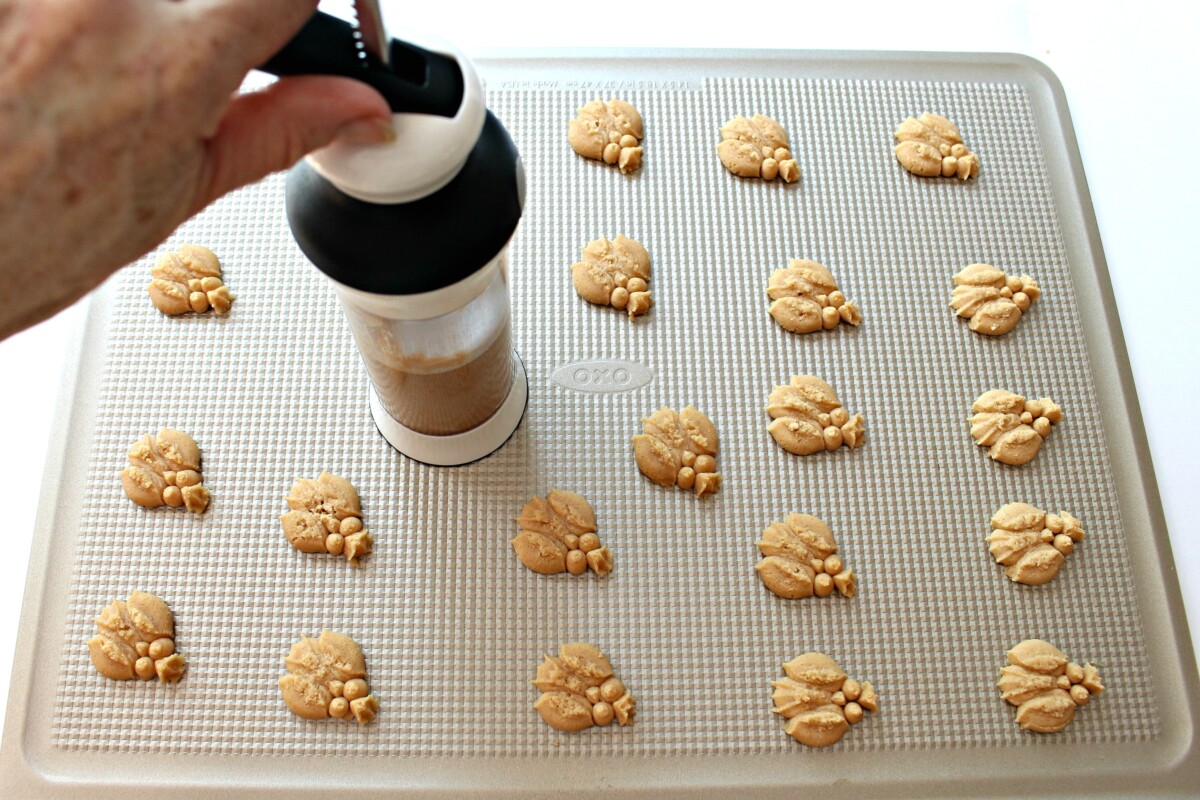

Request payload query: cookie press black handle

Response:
[257,10,463,118]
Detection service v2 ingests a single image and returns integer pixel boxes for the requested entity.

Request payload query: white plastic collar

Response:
[327,247,504,320]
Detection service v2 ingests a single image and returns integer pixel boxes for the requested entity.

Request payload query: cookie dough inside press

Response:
[120,428,210,513]
[632,405,721,497]
[533,642,637,732]
[970,390,1062,465]
[767,259,861,333]
[718,114,799,182]
[147,244,235,315]
[571,236,652,318]
[951,264,1040,335]
[893,112,979,180]
[998,639,1103,733]
[987,503,1085,586]
[88,591,186,683]
[279,630,379,725]
[771,652,877,747]
[512,490,612,576]
[756,514,857,599]
[280,472,373,566]
[568,98,644,174]
[766,376,865,455]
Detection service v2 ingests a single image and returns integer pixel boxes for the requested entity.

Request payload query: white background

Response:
[2,0,1197,750]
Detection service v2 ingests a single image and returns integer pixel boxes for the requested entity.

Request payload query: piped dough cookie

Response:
[893,112,979,180]
[568,98,644,174]
[88,591,186,683]
[970,390,1062,466]
[120,428,210,513]
[771,652,878,747]
[279,630,379,725]
[987,503,1085,586]
[756,514,857,600]
[766,376,865,455]
[632,406,721,497]
[512,490,612,577]
[951,264,1040,335]
[147,244,235,315]
[998,639,1103,733]
[571,236,652,318]
[767,259,861,333]
[280,472,373,567]
[533,642,637,732]
[718,114,799,182]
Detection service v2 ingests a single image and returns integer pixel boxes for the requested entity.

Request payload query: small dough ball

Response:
[600,677,625,703]
[163,486,184,508]
[149,637,175,660]
[694,455,717,475]
[343,678,369,702]
[326,533,345,555]
[567,549,588,575]
[592,700,615,726]
[578,533,601,553]
[135,656,156,680]
[341,517,363,535]
[329,697,350,718]
[814,572,834,597]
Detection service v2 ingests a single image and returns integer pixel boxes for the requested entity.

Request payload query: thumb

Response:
[195,75,393,212]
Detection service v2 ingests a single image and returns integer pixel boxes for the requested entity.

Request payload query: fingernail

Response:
[336,117,396,145]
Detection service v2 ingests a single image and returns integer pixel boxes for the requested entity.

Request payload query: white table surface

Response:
[2,0,1197,762]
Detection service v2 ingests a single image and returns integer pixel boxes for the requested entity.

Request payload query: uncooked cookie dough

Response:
[893,113,979,180]
[988,503,1085,586]
[120,428,210,513]
[766,376,865,455]
[998,639,1103,733]
[970,390,1062,466]
[632,406,721,497]
[951,264,1040,335]
[771,652,878,747]
[767,259,861,333]
[512,490,612,577]
[147,244,236,315]
[571,236,652,318]
[568,98,644,174]
[533,642,637,732]
[88,591,186,683]
[279,630,379,725]
[756,514,857,600]
[717,114,799,182]
[280,472,372,567]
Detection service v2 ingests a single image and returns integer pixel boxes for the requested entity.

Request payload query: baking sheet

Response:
[4,51,1197,797]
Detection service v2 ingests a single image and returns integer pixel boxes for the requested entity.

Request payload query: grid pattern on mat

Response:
[51,76,1157,757]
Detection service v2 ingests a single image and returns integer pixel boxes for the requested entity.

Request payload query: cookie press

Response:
[261,1,526,466]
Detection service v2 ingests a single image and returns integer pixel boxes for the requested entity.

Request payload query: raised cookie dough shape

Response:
[717,114,799,182]
[632,406,721,497]
[568,98,644,173]
[998,639,1103,733]
[88,591,186,683]
[147,244,235,315]
[893,112,979,180]
[533,642,637,732]
[280,472,372,566]
[951,264,1040,335]
[767,259,861,333]
[571,236,652,318]
[771,652,878,747]
[279,630,379,725]
[756,514,857,600]
[766,376,865,455]
[988,503,1085,586]
[512,490,612,577]
[970,390,1062,466]
[120,428,210,513]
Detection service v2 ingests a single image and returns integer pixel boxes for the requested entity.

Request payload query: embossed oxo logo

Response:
[551,360,653,394]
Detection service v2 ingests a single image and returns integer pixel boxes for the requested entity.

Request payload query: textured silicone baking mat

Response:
[8,53,1195,797]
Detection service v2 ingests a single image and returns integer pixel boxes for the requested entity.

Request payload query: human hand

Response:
[0,0,393,340]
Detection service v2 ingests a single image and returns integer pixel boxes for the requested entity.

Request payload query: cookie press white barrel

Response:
[261,9,526,466]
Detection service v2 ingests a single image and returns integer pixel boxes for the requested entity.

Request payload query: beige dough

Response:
[772,652,878,747]
[766,376,865,455]
[951,264,1040,335]
[998,639,1104,733]
[533,642,637,732]
[147,244,235,315]
[767,259,861,333]
[970,390,1062,465]
[568,99,644,174]
[571,236,652,318]
[893,113,979,180]
[88,591,185,683]
[717,114,799,182]
[756,514,857,600]
[120,428,210,513]
[280,472,372,567]
[512,490,612,577]
[279,630,379,725]
[988,503,1085,586]
[631,406,721,497]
